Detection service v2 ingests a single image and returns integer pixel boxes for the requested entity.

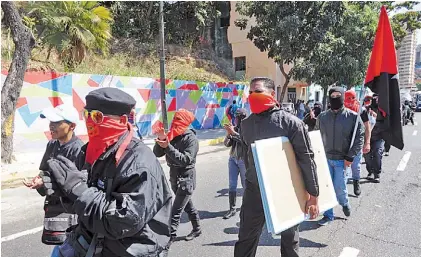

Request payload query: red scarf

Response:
[85,116,132,165]
[248,93,277,114]
[167,109,195,142]
[344,90,360,113]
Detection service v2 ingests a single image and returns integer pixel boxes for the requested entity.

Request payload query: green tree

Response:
[108,1,220,48]
[26,1,113,69]
[234,1,346,101]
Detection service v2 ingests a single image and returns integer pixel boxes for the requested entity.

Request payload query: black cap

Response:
[328,86,344,96]
[85,88,136,116]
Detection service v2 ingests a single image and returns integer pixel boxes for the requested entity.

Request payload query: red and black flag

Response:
[364,6,404,150]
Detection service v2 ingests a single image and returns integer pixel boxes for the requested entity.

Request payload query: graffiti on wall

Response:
[1,70,249,152]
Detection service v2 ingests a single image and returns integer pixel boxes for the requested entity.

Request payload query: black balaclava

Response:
[313,102,322,117]
[328,87,344,110]
[371,94,379,109]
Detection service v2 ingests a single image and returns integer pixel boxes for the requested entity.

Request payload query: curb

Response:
[199,136,226,147]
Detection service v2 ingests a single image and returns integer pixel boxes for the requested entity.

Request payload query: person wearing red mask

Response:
[344,89,372,196]
[234,77,319,257]
[42,88,173,257]
[153,109,201,250]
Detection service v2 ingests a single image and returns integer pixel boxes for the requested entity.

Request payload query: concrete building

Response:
[397,32,417,91]
[227,1,308,103]
[415,44,421,64]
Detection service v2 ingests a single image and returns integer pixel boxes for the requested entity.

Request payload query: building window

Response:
[234,56,246,71]
[315,91,320,102]
[220,17,230,28]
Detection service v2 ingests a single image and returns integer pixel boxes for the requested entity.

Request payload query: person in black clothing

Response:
[222,108,248,219]
[364,94,384,183]
[234,77,319,257]
[153,109,201,247]
[24,104,83,256]
[42,88,172,257]
[303,102,322,131]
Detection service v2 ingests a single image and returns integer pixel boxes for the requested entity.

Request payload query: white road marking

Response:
[415,122,418,126]
[413,130,418,136]
[1,226,43,243]
[396,151,412,172]
[338,247,360,257]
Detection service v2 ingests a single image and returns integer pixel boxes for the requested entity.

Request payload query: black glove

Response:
[47,155,88,201]
[40,171,65,197]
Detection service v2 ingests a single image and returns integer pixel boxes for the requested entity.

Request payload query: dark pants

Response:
[364,139,385,175]
[170,179,200,237]
[384,142,391,153]
[234,180,299,257]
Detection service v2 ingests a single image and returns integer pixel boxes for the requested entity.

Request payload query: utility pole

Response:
[159,0,168,131]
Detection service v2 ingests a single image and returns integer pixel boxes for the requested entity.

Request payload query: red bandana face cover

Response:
[344,90,360,113]
[85,116,131,165]
[167,109,195,142]
[248,92,277,114]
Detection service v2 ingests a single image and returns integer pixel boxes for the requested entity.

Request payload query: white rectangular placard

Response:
[251,130,338,235]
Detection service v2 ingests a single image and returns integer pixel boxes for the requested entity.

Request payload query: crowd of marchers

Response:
[22,77,402,257]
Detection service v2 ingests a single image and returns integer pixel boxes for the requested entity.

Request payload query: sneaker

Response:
[343,205,351,217]
[366,173,374,180]
[318,216,332,226]
[373,174,380,183]
[353,180,361,196]
[223,208,237,219]
[384,152,389,156]
[185,229,202,241]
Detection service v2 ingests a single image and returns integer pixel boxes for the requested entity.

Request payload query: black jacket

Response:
[72,134,172,257]
[315,108,364,162]
[38,134,84,244]
[153,129,199,179]
[224,126,247,160]
[240,108,319,197]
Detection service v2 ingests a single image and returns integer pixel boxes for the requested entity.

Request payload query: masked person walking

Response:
[24,104,83,257]
[344,90,372,196]
[153,109,201,248]
[303,102,322,132]
[43,88,172,257]
[364,94,384,183]
[222,108,248,220]
[316,87,364,226]
[234,77,319,257]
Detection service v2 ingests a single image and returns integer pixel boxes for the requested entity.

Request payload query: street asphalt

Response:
[1,113,420,257]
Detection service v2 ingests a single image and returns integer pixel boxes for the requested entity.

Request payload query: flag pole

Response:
[349,85,368,150]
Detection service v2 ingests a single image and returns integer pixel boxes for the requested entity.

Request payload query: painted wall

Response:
[1,70,249,153]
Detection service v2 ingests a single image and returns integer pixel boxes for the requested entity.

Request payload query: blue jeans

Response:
[51,246,60,257]
[350,152,363,180]
[228,156,246,192]
[324,159,350,220]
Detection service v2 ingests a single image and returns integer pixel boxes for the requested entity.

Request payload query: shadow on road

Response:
[215,188,244,198]
[180,210,227,224]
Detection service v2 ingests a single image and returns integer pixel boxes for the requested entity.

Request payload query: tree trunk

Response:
[1,1,35,164]
[279,61,290,103]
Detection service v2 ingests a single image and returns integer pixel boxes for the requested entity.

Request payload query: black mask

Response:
[371,98,378,109]
[313,107,322,116]
[328,87,344,110]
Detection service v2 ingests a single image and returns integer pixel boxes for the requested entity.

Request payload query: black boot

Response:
[353,180,361,196]
[185,220,201,241]
[223,192,237,219]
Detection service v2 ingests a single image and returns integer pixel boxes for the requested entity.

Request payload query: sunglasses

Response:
[83,109,105,124]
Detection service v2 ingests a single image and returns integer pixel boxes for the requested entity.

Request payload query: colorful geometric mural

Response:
[1,70,249,152]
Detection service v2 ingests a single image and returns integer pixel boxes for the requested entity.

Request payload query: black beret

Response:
[85,88,136,116]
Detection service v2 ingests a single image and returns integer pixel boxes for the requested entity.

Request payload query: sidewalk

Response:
[1,129,226,187]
